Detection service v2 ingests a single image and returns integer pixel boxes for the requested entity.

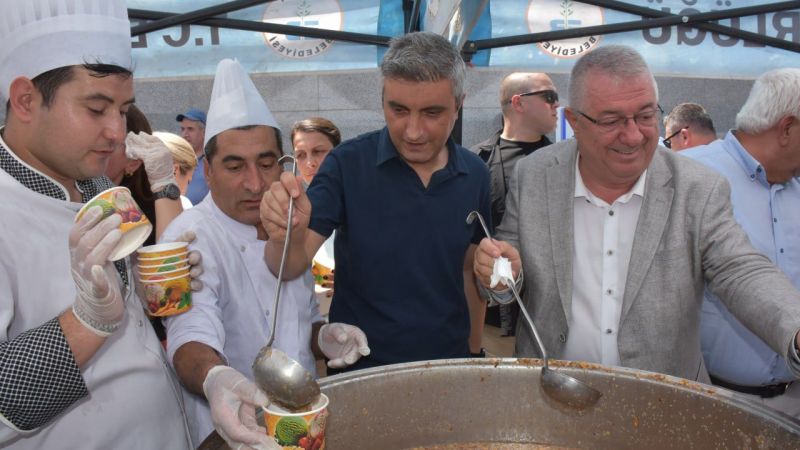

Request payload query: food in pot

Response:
[410,444,573,449]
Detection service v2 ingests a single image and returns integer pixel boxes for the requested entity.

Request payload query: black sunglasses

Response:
[663,126,687,149]
[518,89,559,105]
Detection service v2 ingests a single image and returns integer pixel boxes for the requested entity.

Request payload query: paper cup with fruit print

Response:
[264,393,328,450]
[139,273,192,317]
[137,242,188,259]
[75,186,152,261]
[138,267,190,282]
[137,253,189,267]
[138,258,189,274]
[311,259,333,287]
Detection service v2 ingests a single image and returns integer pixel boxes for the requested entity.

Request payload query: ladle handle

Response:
[266,156,297,347]
[466,210,549,368]
[508,283,549,368]
[471,211,492,242]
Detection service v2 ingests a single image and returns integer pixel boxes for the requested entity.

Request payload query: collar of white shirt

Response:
[206,196,260,243]
[574,155,647,206]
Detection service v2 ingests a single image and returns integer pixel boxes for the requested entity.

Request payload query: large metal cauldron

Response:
[199,358,800,449]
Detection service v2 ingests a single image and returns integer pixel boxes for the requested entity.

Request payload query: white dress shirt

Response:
[162,196,322,445]
[180,194,193,209]
[563,157,646,366]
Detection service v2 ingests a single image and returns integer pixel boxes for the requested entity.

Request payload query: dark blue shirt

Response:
[307,127,491,370]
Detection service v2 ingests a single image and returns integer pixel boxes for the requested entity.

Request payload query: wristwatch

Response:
[153,183,181,200]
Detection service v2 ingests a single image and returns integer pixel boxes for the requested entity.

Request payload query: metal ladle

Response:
[252,155,320,410]
[466,211,602,410]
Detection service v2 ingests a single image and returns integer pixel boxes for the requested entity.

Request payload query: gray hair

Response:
[736,68,800,134]
[664,102,716,136]
[568,45,658,111]
[381,31,466,102]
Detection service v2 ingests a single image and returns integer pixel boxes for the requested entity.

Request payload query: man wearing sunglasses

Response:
[474,46,800,387]
[470,72,559,338]
[663,102,718,151]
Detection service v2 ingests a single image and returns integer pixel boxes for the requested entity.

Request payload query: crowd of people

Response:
[1,1,799,449]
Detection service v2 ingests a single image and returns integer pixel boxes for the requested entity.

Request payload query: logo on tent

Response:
[261,0,342,59]
[527,0,604,59]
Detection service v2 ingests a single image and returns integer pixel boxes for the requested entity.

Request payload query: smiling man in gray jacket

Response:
[474,45,800,383]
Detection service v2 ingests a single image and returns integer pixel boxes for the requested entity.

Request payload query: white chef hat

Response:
[0,0,132,100]
[204,58,279,149]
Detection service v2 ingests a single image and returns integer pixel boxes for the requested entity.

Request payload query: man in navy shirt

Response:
[261,32,491,372]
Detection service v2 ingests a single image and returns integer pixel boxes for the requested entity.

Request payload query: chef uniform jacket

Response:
[0,141,191,449]
[162,196,322,445]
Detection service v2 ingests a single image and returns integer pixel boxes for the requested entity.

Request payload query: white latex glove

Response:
[70,206,125,336]
[318,323,371,368]
[176,230,204,292]
[203,366,280,450]
[125,131,176,192]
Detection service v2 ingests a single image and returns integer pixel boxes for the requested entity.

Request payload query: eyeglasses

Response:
[516,90,559,105]
[663,126,687,149]
[575,104,664,133]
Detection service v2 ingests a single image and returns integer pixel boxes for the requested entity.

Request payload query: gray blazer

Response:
[497,139,800,382]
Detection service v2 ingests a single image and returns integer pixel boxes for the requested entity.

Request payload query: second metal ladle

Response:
[467,211,602,410]
[252,155,320,410]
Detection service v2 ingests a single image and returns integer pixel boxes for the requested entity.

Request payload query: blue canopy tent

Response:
[126,0,800,143]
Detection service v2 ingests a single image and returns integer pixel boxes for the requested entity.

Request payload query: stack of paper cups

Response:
[136,242,192,316]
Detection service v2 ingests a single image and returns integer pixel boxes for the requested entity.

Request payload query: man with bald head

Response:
[473,72,559,226]
[471,72,559,336]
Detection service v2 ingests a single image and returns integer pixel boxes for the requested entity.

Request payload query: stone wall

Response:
[135,68,752,149]
[0,68,753,148]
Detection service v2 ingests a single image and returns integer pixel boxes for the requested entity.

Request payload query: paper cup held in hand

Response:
[264,393,328,449]
[137,253,189,266]
[139,273,192,317]
[137,242,188,259]
[311,260,333,287]
[138,258,189,274]
[75,186,152,262]
[138,267,190,282]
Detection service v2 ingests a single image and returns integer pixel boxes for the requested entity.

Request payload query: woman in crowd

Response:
[291,117,341,305]
[153,131,198,210]
[292,117,341,185]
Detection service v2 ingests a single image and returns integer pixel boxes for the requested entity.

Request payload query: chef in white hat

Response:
[161,58,368,449]
[0,1,202,449]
